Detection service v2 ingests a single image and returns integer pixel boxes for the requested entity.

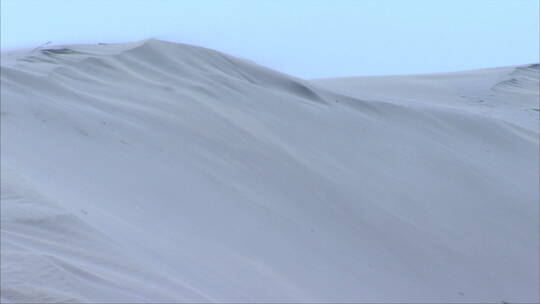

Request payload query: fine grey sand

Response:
[1,40,538,303]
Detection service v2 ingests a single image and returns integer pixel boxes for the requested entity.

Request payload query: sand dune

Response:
[1,39,538,303]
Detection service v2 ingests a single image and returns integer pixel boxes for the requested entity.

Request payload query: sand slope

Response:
[1,40,538,303]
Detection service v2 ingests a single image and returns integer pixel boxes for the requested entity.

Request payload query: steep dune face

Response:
[1,40,538,303]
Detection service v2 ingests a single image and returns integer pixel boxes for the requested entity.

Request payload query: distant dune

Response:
[1,40,538,303]
[314,64,540,131]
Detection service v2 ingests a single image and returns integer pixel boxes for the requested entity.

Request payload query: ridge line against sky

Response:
[1,0,539,78]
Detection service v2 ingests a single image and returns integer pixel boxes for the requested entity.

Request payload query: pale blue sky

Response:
[1,0,538,78]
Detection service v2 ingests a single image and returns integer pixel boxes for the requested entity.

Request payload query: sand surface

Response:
[1,40,538,303]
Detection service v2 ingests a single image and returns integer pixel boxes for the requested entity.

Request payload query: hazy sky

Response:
[1,0,538,78]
